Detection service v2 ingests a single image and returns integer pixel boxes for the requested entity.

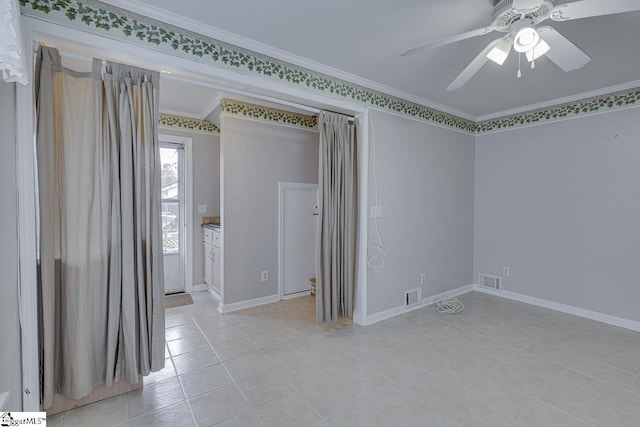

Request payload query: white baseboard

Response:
[205,284,221,304]
[353,310,366,326]
[364,284,475,326]
[474,285,640,332]
[283,290,311,300]
[192,283,208,292]
[217,294,280,314]
[0,391,9,411]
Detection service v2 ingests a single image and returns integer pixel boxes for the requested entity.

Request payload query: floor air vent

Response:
[405,288,422,306]
[478,273,501,290]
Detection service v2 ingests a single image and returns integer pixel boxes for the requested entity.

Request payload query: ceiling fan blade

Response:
[401,26,495,57]
[447,38,504,91]
[537,26,591,71]
[550,0,640,21]
[512,0,545,13]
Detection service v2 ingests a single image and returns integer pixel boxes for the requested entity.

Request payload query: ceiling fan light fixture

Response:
[513,27,540,53]
[525,38,550,62]
[486,39,512,65]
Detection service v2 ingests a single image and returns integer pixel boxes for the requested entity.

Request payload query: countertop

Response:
[201,223,221,230]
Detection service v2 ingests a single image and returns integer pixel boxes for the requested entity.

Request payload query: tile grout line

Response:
[512,397,536,423]
[563,366,640,398]
[615,409,640,423]
[185,302,264,427]
[164,306,228,425]
[532,398,599,426]
[125,310,192,423]
[169,310,198,427]
[532,366,635,426]
[148,293,640,426]
[375,317,547,424]
[194,299,311,426]
[228,299,341,425]
[234,308,325,424]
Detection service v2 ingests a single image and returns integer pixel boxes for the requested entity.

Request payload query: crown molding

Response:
[199,94,224,120]
[159,108,200,120]
[476,87,640,134]
[19,0,476,133]
[19,0,640,136]
[99,0,475,122]
[477,79,640,122]
[368,106,475,136]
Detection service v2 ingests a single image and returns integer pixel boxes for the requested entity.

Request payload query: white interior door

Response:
[280,183,319,297]
[160,142,186,294]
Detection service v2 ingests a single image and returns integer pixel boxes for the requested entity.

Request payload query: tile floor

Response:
[48,291,640,427]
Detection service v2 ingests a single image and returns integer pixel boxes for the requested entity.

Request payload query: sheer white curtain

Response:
[0,0,28,84]
[316,111,358,323]
[35,46,165,409]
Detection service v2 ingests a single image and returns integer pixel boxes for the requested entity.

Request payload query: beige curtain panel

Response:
[35,46,165,409]
[316,111,358,323]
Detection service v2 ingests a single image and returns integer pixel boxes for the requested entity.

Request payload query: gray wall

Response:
[0,80,22,410]
[159,129,220,286]
[367,110,476,315]
[221,116,318,305]
[474,108,640,322]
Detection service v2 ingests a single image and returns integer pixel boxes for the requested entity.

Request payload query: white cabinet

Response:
[203,226,221,294]
[212,245,221,293]
[204,242,214,286]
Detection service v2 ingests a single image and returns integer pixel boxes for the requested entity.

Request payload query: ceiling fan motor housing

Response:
[491,0,556,32]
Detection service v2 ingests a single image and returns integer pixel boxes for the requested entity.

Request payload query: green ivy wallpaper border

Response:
[476,88,640,133]
[159,113,219,134]
[19,0,640,134]
[18,0,475,133]
[220,99,318,130]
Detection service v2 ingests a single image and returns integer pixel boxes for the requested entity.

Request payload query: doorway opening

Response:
[160,136,190,294]
[17,18,369,411]
[279,183,319,300]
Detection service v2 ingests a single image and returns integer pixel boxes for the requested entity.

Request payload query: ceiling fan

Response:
[402,0,640,91]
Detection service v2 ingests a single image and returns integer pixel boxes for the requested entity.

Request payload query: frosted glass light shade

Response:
[514,27,540,53]
[487,38,513,65]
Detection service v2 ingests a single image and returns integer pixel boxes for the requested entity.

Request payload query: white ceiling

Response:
[104,0,640,119]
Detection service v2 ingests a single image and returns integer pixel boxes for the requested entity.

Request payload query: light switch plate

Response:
[198,205,208,214]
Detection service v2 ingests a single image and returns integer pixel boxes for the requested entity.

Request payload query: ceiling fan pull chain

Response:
[517,53,522,78]
[531,54,536,69]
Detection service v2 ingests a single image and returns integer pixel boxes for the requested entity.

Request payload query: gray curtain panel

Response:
[35,46,165,409]
[103,62,165,385]
[316,111,358,323]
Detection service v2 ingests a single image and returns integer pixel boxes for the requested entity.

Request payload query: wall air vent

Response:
[478,273,502,291]
[404,288,422,306]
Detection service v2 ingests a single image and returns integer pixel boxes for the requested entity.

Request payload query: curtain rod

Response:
[241,91,355,122]
[322,109,356,123]
[36,42,356,122]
